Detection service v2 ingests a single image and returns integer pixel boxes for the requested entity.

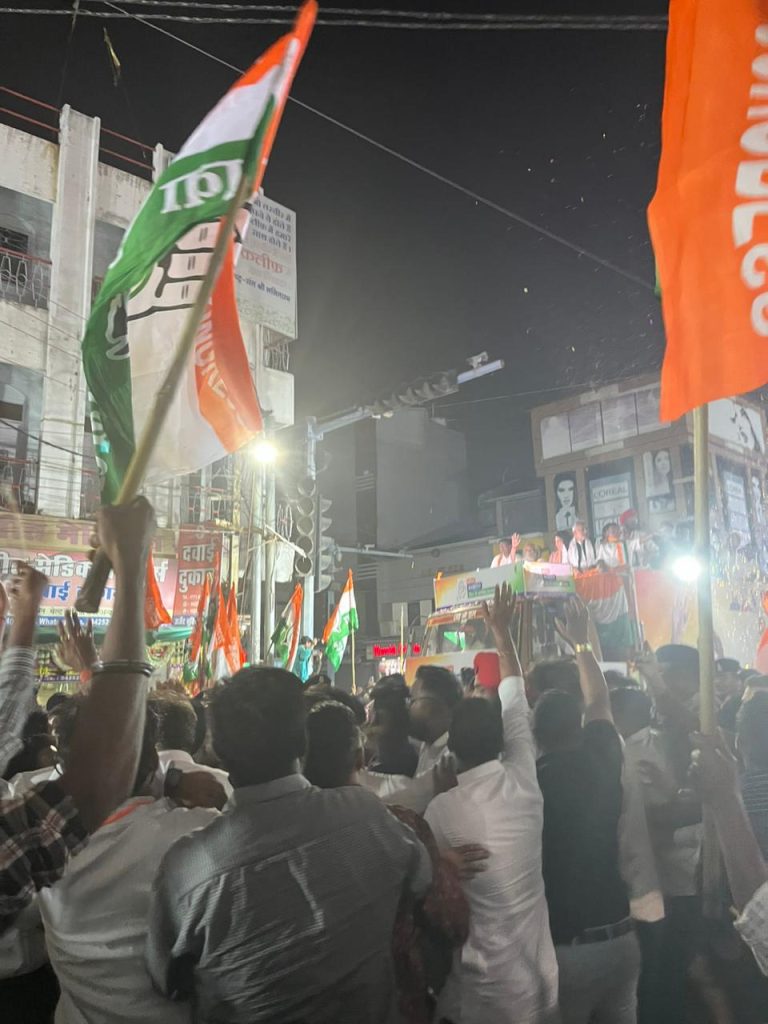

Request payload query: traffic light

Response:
[293,476,316,577]
[368,369,459,417]
[315,496,335,592]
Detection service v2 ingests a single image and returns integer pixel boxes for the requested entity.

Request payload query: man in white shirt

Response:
[149,692,232,799]
[567,521,597,572]
[38,697,218,1024]
[491,533,520,568]
[409,665,464,775]
[425,584,559,1024]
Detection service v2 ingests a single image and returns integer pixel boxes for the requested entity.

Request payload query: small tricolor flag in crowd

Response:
[82,2,316,502]
[649,0,768,421]
[271,582,304,669]
[322,571,358,672]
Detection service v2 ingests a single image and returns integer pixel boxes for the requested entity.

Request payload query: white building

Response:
[0,91,295,526]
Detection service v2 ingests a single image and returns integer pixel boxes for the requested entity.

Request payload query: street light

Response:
[672,554,702,583]
[251,438,278,464]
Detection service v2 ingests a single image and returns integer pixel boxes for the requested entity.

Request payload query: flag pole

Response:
[693,402,719,916]
[76,169,254,613]
[351,605,357,695]
[400,603,405,673]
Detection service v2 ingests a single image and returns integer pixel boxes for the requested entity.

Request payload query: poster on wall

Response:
[540,414,571,460]
[709,399,765,454]
[173,528,223,626]
[643,449,676,514]
[588,472,633,536]
[720,464,752,544]
[569,403,603,451]
[601,394,638,443]
[553,472,578,531]
[636,386,664,433]
[234,194,297,339]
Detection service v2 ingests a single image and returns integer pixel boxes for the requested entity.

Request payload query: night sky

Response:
[2,1,669,494]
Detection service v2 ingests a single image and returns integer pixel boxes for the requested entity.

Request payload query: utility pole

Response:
[262,460,277,661]
[301,419,317,638]
[249,460,264,664]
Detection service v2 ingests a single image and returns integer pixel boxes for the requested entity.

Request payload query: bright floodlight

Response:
[251,439,278,464]
[672,554,702,583]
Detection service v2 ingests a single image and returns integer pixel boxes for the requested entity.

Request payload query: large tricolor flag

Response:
[82,2,316,501]
[271,582,303,668]
[649,0,768,421]
[322,571,358,672]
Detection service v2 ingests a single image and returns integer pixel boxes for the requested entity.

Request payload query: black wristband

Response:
[91,660,153,678]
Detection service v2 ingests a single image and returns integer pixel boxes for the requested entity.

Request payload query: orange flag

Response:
[189,573,210,662]
[144,552,171,630]
[649,0,768,421]
[226,585,246,671]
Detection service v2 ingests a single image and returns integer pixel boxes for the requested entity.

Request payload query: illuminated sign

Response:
[372,642,421,658]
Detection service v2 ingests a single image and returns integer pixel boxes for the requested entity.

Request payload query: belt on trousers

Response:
[570,916,635,946]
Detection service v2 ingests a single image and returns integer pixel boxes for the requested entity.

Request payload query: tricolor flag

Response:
[82,2,316,501]
[271,582,303,668]
[322,571,358,672]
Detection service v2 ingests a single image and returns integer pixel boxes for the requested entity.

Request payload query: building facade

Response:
[0,90,295,532]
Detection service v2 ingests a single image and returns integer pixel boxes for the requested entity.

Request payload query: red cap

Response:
[473,652,501,689]
[619,508,637,526]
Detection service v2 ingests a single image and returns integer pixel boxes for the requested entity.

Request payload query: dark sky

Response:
[2,0,669,494]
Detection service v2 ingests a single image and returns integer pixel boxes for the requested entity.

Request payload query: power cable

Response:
[85,0,656,292]
[1,6,669,29]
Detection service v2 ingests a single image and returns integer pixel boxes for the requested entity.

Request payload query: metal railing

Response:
[263,338,291,372]
[0,247,51,309]
[0,455,38,512]
[0,87,153,179]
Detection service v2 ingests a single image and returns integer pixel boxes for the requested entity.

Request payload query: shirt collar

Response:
[229,773,311,807]
[427,732,449,754]
[457,759,504,785]
[160,749,194,764]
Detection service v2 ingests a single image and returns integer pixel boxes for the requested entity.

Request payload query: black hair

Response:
[656,644,699,674]
[532,689,582,751]
[45,691,72,714]
[371,675,411,733]
[148,693,198,753]
[306,672,332,690]
[303,701,362,789]
[299,635,313,645]
[555,530,572,546]
[53,696,158,792]
[527,659,582,703]
[414,665,463,709]
[22,710,50,741]
[2,734,54,780]
[609,686,652,737]
[737,692,768,769]
[211,667,306,785]
[449,697,503,768]
[716,657,741,674]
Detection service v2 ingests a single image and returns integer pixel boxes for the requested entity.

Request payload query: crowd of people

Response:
[491,508,687,574]
[1,498,768,1023]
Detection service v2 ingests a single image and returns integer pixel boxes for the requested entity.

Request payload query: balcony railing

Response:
[0,247,51,309]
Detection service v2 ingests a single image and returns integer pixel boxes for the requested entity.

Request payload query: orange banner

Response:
[649,0,768,421]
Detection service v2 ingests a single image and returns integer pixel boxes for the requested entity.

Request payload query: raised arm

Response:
[555,595,612,724]
[480,583,537,780]
[59,498,155,831]
[0,565,47,774]
[690,732,768,912]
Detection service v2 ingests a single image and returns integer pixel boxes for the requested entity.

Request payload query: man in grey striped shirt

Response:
[147,667,432,1024]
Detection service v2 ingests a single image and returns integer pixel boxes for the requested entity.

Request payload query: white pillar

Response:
[37,106,99,517]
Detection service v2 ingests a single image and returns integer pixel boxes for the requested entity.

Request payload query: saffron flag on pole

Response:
[226,585,246,670]
[188,573,211,663]
[82,2,316,501]
[648,0,768,421]
[209,580,234,679]
[144,552,171,629]
[271,582,303,668]
[322,570,358,672]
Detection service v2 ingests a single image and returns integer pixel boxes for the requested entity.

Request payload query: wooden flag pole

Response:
[693,403,720,916]
[76,170,254,613]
